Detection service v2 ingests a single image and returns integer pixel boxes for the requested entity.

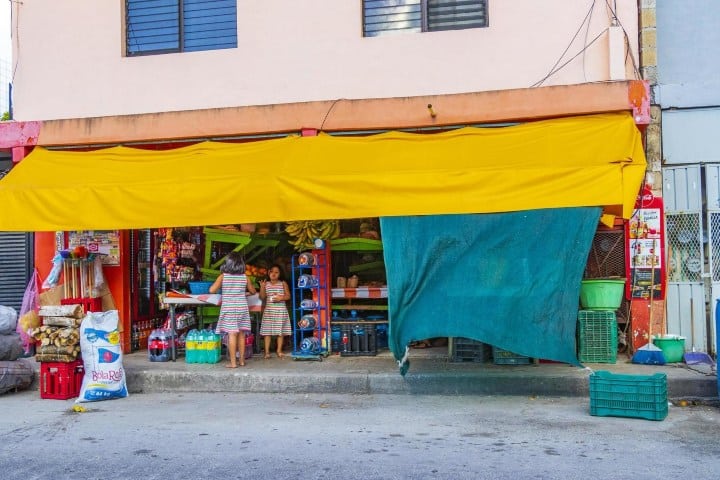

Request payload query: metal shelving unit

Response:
[291,251,330,361]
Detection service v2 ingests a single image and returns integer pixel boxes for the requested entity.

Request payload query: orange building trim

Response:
[32,81,645,147]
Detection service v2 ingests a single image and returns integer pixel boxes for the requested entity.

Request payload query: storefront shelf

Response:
[331,305,388,311]
[203,227,282,271]
[330,237,383,251]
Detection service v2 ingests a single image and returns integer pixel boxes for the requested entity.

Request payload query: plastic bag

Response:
[92,256,107,296]
[41,253,64,290]
[0,305,17,335]
[16,269,40,354]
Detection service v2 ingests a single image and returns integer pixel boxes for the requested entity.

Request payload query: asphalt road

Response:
[1,390,719,480]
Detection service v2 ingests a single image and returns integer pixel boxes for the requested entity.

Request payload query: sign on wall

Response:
[625,186,665,300]
[66,230,121,265]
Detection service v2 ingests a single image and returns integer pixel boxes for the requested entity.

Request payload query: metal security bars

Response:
[126,0,237,56]
[363,0,488,37]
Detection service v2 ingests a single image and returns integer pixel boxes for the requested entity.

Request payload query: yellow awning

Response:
[0,112,646,231]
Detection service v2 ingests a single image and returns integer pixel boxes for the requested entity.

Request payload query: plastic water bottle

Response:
[185,329,198,363]
[195,330,206,363]
[198,330,212,363]
[204,329,216,364]
[210,332,221,363]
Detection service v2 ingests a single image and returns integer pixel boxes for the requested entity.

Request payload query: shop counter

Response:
[163,293,262,361]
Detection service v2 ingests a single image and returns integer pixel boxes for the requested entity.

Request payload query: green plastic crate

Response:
[589,370,667,421]
[578,310,618,363]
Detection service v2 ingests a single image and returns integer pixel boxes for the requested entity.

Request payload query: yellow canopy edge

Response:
[0,112,646,231]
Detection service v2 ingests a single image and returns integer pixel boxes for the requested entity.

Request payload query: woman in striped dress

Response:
[258,264,291,358]
[209,252,257,368]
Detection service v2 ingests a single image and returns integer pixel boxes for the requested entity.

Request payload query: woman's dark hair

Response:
[221,252,246,275]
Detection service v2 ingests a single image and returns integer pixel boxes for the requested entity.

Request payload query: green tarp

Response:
[381,208,601,374]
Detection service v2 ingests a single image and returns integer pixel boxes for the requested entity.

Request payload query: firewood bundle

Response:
[33,305,86,362]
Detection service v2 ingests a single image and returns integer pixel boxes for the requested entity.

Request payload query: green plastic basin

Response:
[653,336,685,363]
[580,279,626,310]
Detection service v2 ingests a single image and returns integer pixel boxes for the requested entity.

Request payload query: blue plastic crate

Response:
[589,370,667,421]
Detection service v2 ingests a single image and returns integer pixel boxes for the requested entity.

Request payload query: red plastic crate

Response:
[61,297,102,314]
[40,360,84,400]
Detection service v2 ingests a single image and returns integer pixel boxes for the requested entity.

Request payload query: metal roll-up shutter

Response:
[0,232,34,312]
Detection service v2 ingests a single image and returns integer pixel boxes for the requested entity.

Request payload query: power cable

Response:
[531,28,608,88]
[319,98,345,132]
[10,0,21,83]
[531,0,597,88]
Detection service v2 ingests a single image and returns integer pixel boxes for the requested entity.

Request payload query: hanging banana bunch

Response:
[285,220,340,251]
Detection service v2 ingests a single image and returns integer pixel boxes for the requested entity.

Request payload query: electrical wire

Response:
[582,0,597,82]
[531,28,608,88]
[319,98,345,132]
[10,0,21,83]
[532,0,597,88]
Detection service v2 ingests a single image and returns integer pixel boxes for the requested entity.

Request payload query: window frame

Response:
[125,0,238,57]
[362,0,489,38]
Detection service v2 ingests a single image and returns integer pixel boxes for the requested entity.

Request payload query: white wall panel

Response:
[10,0,640,120]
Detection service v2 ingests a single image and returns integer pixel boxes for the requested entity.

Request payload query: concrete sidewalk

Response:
[118,348,719,399]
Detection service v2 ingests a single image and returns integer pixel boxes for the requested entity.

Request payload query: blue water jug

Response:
[300,336,321,354]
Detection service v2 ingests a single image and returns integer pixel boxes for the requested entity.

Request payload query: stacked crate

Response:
[450,338,491,363]
[339,324,377,356]
[577,310,618,363]
[32,303,86,399]
[492,346,532,365]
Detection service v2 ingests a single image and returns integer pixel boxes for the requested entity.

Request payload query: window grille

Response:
[363,0,488,37]
[126,0,237,56]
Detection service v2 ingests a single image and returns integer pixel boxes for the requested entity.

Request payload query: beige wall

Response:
[11,0,639,121]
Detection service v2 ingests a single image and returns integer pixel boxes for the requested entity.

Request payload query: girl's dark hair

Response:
[221,252,246,275]
[268,263,285,281]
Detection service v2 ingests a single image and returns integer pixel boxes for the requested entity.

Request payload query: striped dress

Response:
[215,274,251,333]
[259,281,291,336]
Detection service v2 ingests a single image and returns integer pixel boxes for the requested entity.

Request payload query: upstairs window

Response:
[363,0,488,37]
[126,0,237,56]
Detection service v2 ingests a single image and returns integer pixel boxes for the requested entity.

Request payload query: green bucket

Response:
[653,335,685,363]
[580,279,626,310]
